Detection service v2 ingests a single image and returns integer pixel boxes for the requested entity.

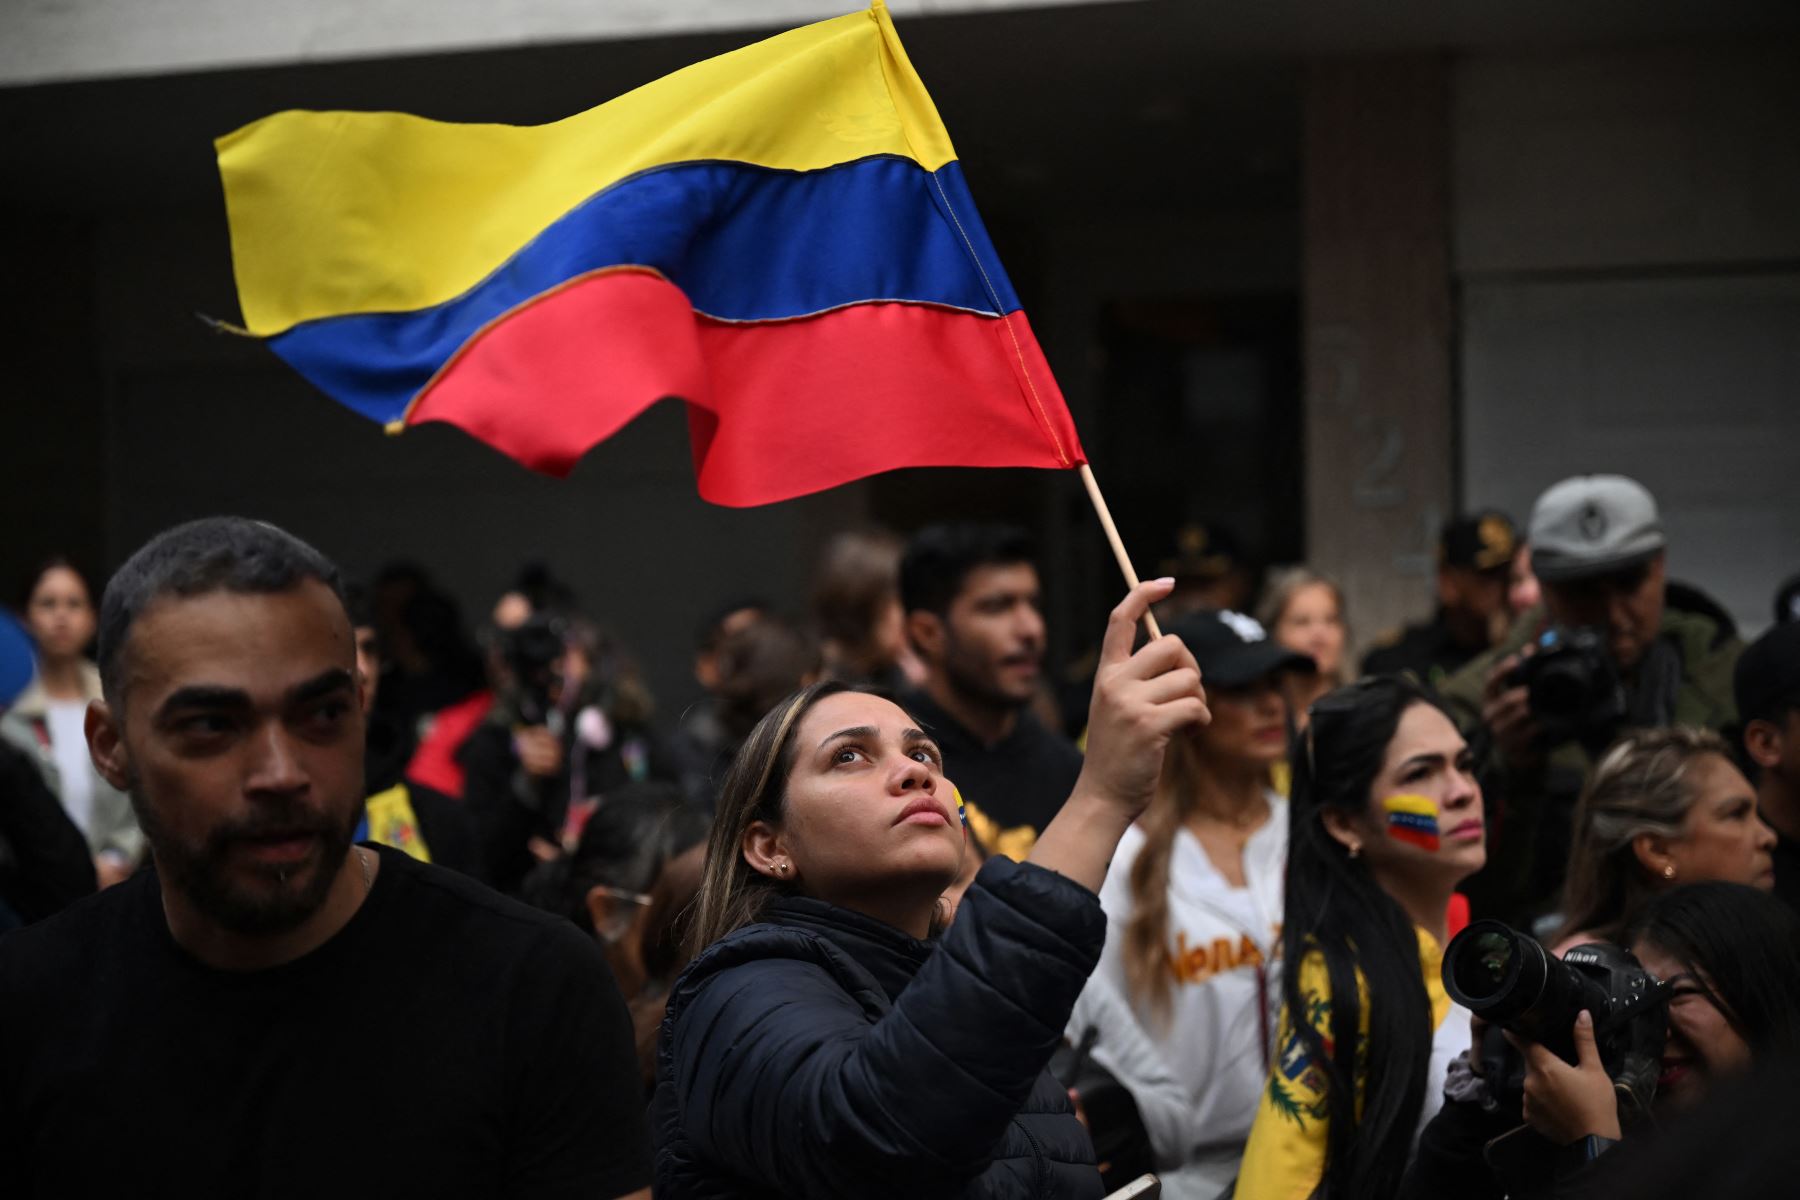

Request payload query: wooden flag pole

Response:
[1078,464,1163,640]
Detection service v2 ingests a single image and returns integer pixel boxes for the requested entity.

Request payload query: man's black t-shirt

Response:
[0,844,651,1198]
[902,689,1083,854]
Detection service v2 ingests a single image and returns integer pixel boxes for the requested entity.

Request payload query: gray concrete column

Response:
[1301,56,1453,658]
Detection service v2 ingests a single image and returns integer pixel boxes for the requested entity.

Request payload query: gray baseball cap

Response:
[1528,474,1666,583]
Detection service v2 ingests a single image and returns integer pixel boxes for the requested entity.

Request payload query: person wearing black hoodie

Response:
[653,580,1207,1199]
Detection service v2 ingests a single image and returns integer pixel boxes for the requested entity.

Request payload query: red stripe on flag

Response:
[1388,827,1441,853]
[405,269,1083,504]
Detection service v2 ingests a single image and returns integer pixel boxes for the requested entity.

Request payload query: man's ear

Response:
[741,819,793,881]
[85,700,132,791]
[1745,718,1783,771]
[906,609,945,661]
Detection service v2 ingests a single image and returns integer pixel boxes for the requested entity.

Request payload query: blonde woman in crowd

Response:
[1068,610,1315,1198]
[1553,726,1775,953]
[1259,567,1347,719]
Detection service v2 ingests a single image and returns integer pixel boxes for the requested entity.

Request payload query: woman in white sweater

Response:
[1069,609,1314,1198]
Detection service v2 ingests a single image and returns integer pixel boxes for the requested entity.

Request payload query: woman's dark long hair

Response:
[1625,882,1800,1062]
[1282,676,1440,1199]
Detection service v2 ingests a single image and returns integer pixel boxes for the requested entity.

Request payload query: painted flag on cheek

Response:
[1381,793,1441,853]
[214,1,1084,506]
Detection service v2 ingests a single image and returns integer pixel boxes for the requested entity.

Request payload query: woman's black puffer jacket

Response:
[652,856,1107,1199]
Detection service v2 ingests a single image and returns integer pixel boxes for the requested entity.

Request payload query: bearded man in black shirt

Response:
[899,523,1084,861]
[0,517,650,1199]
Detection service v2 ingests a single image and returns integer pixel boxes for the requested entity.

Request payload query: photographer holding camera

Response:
[1401,882,1800,1199]
[462,610,669,894]
[1440,476,1742,925]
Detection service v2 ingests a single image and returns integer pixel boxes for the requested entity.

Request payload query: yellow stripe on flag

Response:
[1380,793,1440,819]
[217,3,957,337]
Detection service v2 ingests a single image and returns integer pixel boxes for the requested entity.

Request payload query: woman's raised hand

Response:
[1076,579,1211,821]
[1029,580,1209,894]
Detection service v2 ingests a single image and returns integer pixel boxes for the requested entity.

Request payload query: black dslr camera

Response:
[1507,626,1627,749]
[501,614,567,728]
[1444,920,1668,1111]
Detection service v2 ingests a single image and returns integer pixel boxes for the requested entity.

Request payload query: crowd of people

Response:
[1,468,1797,1198]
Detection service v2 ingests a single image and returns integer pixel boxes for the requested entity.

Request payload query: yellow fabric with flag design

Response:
[1236,927,1453,1199]
[961,796,1039,862]
[363,784,432,864]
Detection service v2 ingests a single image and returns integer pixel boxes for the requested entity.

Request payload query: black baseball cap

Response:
[1440,511,1518,573]
[1169,609,1315,689]
[1735,622,1800,724]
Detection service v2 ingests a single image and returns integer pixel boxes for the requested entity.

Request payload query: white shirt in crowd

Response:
[1068,792,1287,1200]
[44,699,95,835]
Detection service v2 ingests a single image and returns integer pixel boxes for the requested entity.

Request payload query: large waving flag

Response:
[216,1,1084,506]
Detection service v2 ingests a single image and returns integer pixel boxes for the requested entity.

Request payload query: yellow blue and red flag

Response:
[215,2,1084,505]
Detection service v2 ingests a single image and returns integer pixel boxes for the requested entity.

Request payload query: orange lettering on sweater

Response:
[1167,931,1268,985]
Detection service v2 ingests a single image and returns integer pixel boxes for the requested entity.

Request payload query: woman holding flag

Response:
[652,580,1206,1199]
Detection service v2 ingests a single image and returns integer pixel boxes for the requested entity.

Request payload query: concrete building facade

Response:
[5,0,1796,706]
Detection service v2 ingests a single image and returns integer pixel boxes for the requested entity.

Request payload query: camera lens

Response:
[1444,920,1550,1023]
[1451,930,1515,1002]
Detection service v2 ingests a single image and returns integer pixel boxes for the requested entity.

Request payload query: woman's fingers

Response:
[1098,579,1175,668]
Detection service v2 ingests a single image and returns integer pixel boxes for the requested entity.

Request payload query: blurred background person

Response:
[899,522,1082,861]
[1552,728,1774,951]
[676,613,821,811]
[460,597,672,895]
[1,558,140,887]
[810,530,925,691]
[345,584,482,878]
[1238,676,1485,1200]
[1259,567,1347,719]
[1441,475,1742,926]
[1733,621,1800,910]
[524,781,708,1093]
[1067,610,1313,1198]
[368,562,488,741]
[1157,520,1260,621]
[1363,511,1519,688]
[1509,540,1543,617]
[668,599,767,811]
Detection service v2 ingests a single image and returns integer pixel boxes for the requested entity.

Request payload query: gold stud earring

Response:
[1663,865,1675,879]
[776,860,790,876]
[1348,843,1362,860]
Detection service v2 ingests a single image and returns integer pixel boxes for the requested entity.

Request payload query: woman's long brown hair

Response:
[686,680,853,955]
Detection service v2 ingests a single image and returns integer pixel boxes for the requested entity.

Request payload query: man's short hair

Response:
[899,523,1037,617]
[97,517,346,703]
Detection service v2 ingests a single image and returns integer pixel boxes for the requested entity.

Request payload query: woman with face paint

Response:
[1236,676,1487,1200]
